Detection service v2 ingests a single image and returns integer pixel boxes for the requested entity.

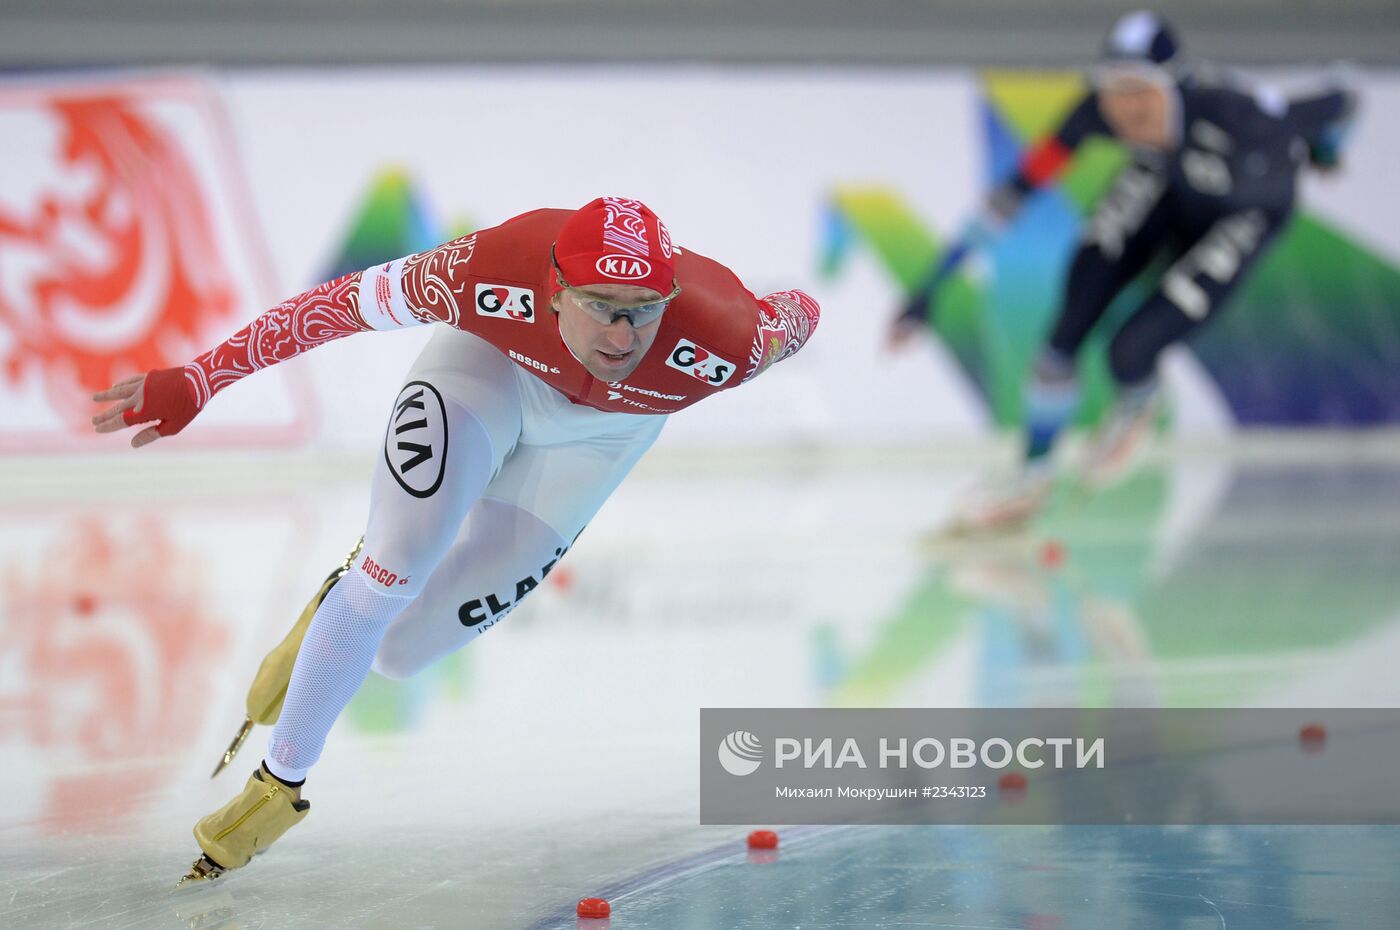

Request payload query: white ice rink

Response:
[3,443,1400,928]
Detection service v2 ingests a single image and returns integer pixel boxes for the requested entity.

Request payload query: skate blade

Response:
[168,884,240,930]
[1079,420,1155,492]
[211,717,256,779]
[1079,458,1138,493]
[920,515,1035,554]
[174,855,229,891]
[1078,447,1137,491]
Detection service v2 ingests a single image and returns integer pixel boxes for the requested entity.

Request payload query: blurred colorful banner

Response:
[3,68,1398,455]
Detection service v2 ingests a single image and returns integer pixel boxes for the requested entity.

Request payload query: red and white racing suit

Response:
[128,206,820,780]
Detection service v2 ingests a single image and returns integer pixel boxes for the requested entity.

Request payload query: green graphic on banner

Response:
[322,169,473,281]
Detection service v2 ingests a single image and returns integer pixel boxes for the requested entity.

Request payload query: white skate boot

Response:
[945,462,1055,536]
[1081,388,1160,489]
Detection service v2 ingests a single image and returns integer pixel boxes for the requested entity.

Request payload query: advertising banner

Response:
[0,74,314,452]
[4,68,1398,455]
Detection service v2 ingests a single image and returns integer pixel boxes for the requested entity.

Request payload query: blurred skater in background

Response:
[892,10,1357,531]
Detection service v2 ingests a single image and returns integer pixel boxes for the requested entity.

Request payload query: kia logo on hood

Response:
[595,254,653,280]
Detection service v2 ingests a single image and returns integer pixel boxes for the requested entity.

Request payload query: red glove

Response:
[121,367,202,437]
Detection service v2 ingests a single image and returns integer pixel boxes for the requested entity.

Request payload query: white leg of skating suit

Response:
[265,327,664,781]
[265,330,520,782]
[372,421,664,679]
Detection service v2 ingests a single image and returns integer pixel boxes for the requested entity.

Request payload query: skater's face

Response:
[1098,75,1173,150]
[554,282,669,381]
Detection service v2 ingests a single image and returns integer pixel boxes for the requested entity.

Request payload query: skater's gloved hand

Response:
[91,367,201,448]
[887,312,926,353]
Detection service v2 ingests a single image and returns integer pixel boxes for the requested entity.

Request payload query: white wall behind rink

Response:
[219,66,989,453]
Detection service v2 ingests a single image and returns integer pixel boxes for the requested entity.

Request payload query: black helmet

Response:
[1102,10,1181,68]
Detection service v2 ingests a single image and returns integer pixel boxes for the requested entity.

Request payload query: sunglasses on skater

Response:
[553,254,681,328]
[1091,61,1175,93]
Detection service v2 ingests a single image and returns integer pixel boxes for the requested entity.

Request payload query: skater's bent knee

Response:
[370,648,430,681]
[1106,335,1158,387]
[353,544,433,599]
[337,553,421,604]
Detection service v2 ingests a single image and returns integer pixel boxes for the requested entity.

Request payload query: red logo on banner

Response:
[0,94,236,425]
[0,76,309,451]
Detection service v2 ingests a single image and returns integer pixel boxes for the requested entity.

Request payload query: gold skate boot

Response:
[178,767,310,886]
[211,538,363,778]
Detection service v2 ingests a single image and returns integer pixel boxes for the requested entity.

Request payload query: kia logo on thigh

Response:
[385,380,449,498]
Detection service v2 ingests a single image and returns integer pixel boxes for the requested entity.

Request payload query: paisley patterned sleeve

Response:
[353,233,483,334]
[121,269,375,437]
[179,271,372,410]
[129,231,488,438]
[741,289,822,383]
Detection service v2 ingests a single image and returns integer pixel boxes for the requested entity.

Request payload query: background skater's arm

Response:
[1286,82,1359,170]
[891,94,1109,348]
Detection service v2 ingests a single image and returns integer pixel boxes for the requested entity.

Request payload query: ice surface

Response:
[2,449,1399,928]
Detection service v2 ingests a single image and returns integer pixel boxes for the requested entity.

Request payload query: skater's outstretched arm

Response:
[90,270,376,446]
[1286,83,1358,170]
[740,290,822,383]
[89,233,486,446]
[890,93,1109,348]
